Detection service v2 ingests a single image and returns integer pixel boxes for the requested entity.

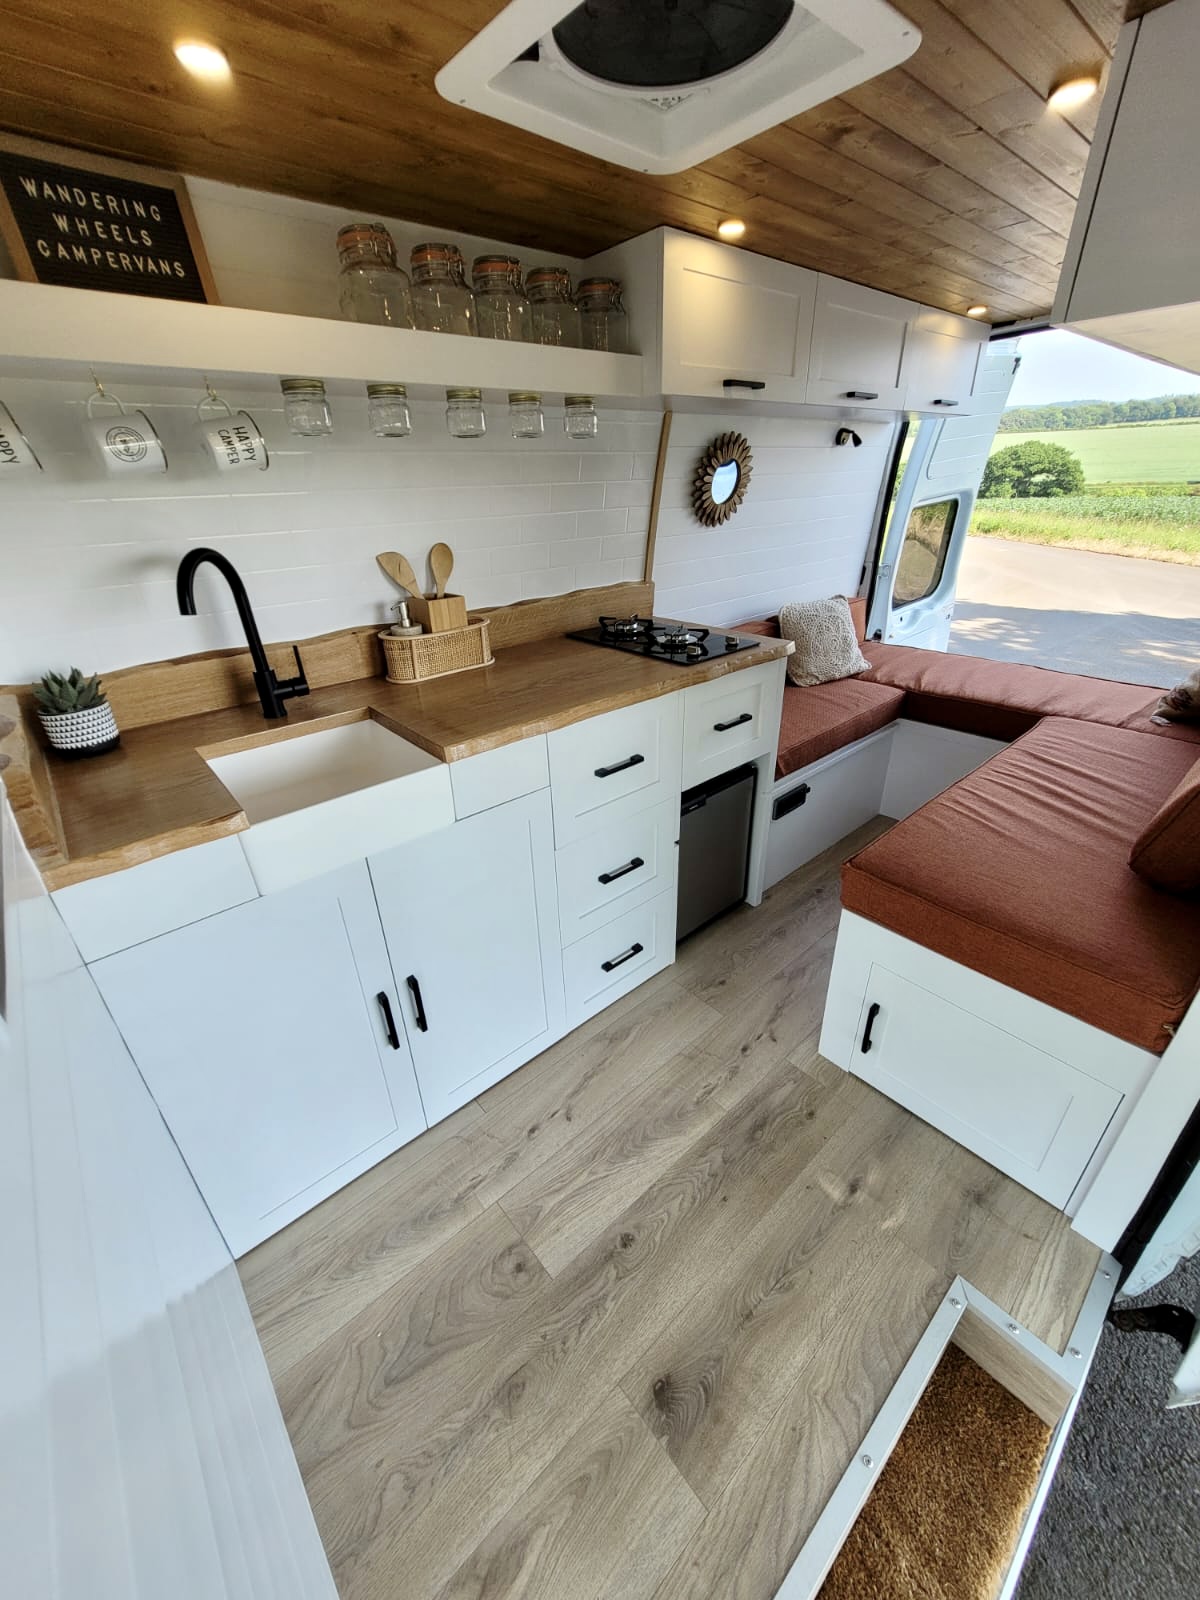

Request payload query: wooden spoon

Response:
[429,541,454,599]
[376,551,420,595]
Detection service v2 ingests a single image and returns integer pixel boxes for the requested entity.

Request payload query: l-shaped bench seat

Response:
[742,603,1199,1235]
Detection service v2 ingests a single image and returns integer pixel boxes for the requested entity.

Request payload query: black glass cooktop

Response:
[568,615,760,666]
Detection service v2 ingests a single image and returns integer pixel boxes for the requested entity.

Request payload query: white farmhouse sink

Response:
[206,718,454,893]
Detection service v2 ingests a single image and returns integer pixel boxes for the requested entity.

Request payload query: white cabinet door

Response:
[660,231,817,402]
[904,309,988,414]
[370,791,565,1124]
[849,963,1122,1209]
[91,862,426,1256]
[806,275,917,410]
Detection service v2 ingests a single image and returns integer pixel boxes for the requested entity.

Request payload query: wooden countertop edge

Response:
[3,636,793,889]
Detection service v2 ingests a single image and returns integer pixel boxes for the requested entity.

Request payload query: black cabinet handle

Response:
[844,390,879,400]
[931,398,959,407]
[595,753,645,779]
[406,974,429,1033]
[723,378,766,391]
[376,991,401,1050]
[861,1001,881,1054]
[598,856,644,885]
[602,942,644,973]
[713,711,753,732]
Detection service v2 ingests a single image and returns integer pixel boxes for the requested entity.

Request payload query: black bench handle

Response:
[861,1001,881,1053]
[713,711,753,732]
[602,942,644,973]
[598,856,644,885]
[595,753,645,779]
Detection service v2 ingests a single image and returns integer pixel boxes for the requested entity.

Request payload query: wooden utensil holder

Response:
[379,617,493,683]
[409,593,468,633]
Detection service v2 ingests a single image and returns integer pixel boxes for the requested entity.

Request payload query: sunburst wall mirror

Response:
[692,431,752,527]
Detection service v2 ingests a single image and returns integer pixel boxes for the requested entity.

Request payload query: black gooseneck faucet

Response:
[176,547,309,720]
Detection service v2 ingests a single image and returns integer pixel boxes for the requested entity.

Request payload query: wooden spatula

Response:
[376,551,420,595]
[429,542,454,599]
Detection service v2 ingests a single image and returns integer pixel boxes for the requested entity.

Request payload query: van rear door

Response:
[867,340,1020,648]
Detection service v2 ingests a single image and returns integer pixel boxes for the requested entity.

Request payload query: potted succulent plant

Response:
[33,667,120,759]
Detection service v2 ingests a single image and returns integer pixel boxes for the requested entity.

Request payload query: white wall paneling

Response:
[0,787,336,1598]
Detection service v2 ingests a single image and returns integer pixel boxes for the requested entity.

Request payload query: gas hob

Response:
[567,614,761,666]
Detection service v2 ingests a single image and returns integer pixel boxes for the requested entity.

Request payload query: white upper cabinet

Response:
[903,309,989,415]
[804,276,917,411]
[658,231,818,403]
[369,790,565,1126]
[90,862,427,1257]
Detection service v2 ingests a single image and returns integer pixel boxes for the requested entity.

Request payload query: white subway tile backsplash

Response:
[0,363,892,678]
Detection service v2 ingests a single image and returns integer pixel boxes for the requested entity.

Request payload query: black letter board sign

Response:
[0,134,218,303]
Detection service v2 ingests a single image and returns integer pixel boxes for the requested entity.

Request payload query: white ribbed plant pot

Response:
[38,701,120,759]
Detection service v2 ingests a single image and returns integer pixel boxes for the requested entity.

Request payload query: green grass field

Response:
[995,417,1200,482]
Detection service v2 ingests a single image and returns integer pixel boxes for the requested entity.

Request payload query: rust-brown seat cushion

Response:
[776,677,905,778]
[842,718,1200,1053]
[1130,758,1200,894]
[861,641,1200,749]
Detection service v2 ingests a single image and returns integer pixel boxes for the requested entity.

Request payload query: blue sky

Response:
[1008,328,1200,407]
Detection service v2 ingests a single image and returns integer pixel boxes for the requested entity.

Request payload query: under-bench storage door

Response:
[851,965,1122,1209]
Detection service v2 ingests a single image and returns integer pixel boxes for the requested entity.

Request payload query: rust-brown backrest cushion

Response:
[1130,757,1200,893]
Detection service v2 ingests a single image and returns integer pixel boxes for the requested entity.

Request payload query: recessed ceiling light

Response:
[966,305,989,318]
[1047,74,1099,113]
[174,40,232,83]
[717,219,746,242]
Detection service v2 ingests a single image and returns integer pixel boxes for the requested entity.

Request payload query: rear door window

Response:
[892,499,959,608]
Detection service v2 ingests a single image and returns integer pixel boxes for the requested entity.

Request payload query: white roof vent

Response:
[436,0,920,175]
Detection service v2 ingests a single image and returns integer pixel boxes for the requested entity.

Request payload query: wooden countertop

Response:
[2,631,790,890]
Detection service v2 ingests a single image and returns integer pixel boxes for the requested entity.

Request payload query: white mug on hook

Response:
[0,401,43,473]
[85,388,167,475]
[196,391,269,473]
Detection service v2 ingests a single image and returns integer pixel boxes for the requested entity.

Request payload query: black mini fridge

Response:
[676,763,757,941]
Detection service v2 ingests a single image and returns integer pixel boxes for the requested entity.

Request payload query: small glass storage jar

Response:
[280,377,333,437]
[577,277,629,354]
[411,243,476,336]
[367,383,412,437]
[508,392,544,439]
[473,255,532,341]
[336,222,414,327]
[564,395,598,440]
[526,267,580,347]
[446,387,486,438]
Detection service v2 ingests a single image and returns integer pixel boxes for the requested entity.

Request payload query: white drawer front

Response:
[563,887,677,1025]
[450,734,549,820]
[548,694,682,845]
[556,798,677,945]
[682,667,771,787]
[53,836,259,962]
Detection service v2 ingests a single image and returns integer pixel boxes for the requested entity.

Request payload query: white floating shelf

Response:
[0,280,648,403]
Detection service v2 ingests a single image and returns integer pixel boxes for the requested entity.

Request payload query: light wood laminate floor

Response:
[240,821,1101,1600]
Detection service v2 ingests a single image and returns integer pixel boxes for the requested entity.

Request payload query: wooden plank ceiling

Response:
[0,1,1158,320]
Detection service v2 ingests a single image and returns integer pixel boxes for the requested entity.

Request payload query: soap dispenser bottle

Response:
[388,600,423,638]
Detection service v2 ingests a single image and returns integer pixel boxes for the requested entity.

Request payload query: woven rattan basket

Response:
[378,616,494,683]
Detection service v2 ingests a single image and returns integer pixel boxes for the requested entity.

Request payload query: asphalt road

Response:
[950,537,1200,688]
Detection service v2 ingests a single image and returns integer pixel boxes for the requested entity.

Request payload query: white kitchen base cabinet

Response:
[369,790,566,1125]
[91,862,427,1258]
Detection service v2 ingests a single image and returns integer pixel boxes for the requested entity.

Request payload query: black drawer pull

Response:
[602,942,644,973]
[722,377,766,391]
[844,390,879,400]
[861,1001,881,1054]
[406,974,429,1033]
[376,991,402,1051]
[598,856,644,885]
[714,711,753,733]
[931,398,959,407]
[772,782,810,820]
[595,753,645,779]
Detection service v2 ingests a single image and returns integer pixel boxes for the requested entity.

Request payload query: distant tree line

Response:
[998,395,1200,431]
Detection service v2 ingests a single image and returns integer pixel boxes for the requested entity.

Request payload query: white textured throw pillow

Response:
[779,596,870,686]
